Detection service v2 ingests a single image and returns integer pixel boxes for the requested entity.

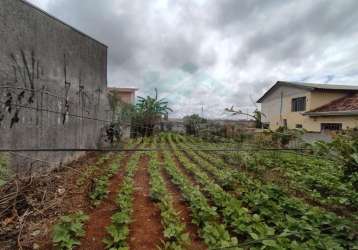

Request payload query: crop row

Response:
[167,134,284,248]
[103,151,142,249]
[172,134,357,249]
[147,150,190,249]
[89,140,140,206]
[187,133,358,208]
[160,145,238,248]
[258,151,357,207]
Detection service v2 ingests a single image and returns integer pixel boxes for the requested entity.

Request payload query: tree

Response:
[225,106,266,128]
[183,114,207,136]
[132,88,172,137]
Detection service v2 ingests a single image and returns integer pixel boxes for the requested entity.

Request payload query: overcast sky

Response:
[28,0,358,119]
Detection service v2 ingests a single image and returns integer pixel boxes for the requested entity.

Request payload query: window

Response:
[291,97,306,112]
[321,123,342,131]
[296,124,303,128]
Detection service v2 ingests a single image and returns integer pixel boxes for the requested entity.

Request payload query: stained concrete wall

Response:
[0,0,110,173]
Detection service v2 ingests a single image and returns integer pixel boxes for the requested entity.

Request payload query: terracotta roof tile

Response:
[311,93,358,112]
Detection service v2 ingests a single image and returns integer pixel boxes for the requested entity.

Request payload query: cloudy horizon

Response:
[28,0,358,119]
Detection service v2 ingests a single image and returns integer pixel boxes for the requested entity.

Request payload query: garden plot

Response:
[1,134,357,249]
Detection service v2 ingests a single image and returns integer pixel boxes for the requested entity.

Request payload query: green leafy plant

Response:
[52,211,89,250]
[0,153,10,186]
[103,152,141,250]
[160,138,237,249]
[168,133,357,249]
[131,88,173,137]
[147,150,189,249]
[89,175,109,206]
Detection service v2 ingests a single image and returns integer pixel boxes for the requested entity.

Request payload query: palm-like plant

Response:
[133,88,172,137]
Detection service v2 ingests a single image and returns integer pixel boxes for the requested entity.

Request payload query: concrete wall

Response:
[261,85,356,132]
[0,0,110,173]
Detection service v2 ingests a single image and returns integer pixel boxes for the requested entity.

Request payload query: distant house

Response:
[107,87,138,139]
[108,87,138,105]
[257,81,358,132]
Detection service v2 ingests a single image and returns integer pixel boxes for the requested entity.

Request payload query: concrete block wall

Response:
[0,0,110,174]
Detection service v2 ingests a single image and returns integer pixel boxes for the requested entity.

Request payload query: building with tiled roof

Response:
[257,81,358,132]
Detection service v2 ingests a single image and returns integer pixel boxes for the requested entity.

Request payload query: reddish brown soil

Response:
[128,155,164,250]
[158,152,207,250]
[79,152,132,250]
[13,152,113,250]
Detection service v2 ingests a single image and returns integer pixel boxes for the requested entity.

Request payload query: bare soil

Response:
[128,155,164,250]
[0,152,112,250]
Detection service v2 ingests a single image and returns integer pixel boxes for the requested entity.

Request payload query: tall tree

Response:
[133,88,172,137]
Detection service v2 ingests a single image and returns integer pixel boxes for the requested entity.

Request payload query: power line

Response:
[0,147,310,152]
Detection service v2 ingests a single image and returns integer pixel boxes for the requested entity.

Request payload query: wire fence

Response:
[0,147,310,152]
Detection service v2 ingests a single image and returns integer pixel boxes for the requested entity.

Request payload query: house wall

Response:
[261,86,311,130]
[305,116,358,131]
[118,92,135,104]
[310,90,347,109]
[260,85,356,132]
[0,0,110,173]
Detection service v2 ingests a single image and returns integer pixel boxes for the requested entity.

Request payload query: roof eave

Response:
[257,81,313,103]
[303,110,358,117]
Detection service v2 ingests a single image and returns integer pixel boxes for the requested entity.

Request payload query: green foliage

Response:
[131,88,172,137]
[311,135,358,190]
[89,175,109,206]
[52,211,89,250]
[160,137,237,249]
[168,133,358,249]
[89,155,123,206]
[168,135,278,247]
[76,153,111,186]
[104,153,141,250]
[147,150,189,249]
[183,114,207,136]
[271,127,304,147]
[0,153,10,186]
[225,107,266,128]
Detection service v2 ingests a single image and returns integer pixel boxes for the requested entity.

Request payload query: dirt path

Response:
[79,152,132,250]
[128,155,163,250]
[158,152,207,250]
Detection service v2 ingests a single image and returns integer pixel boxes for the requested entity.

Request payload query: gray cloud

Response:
[29,0,358,118]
